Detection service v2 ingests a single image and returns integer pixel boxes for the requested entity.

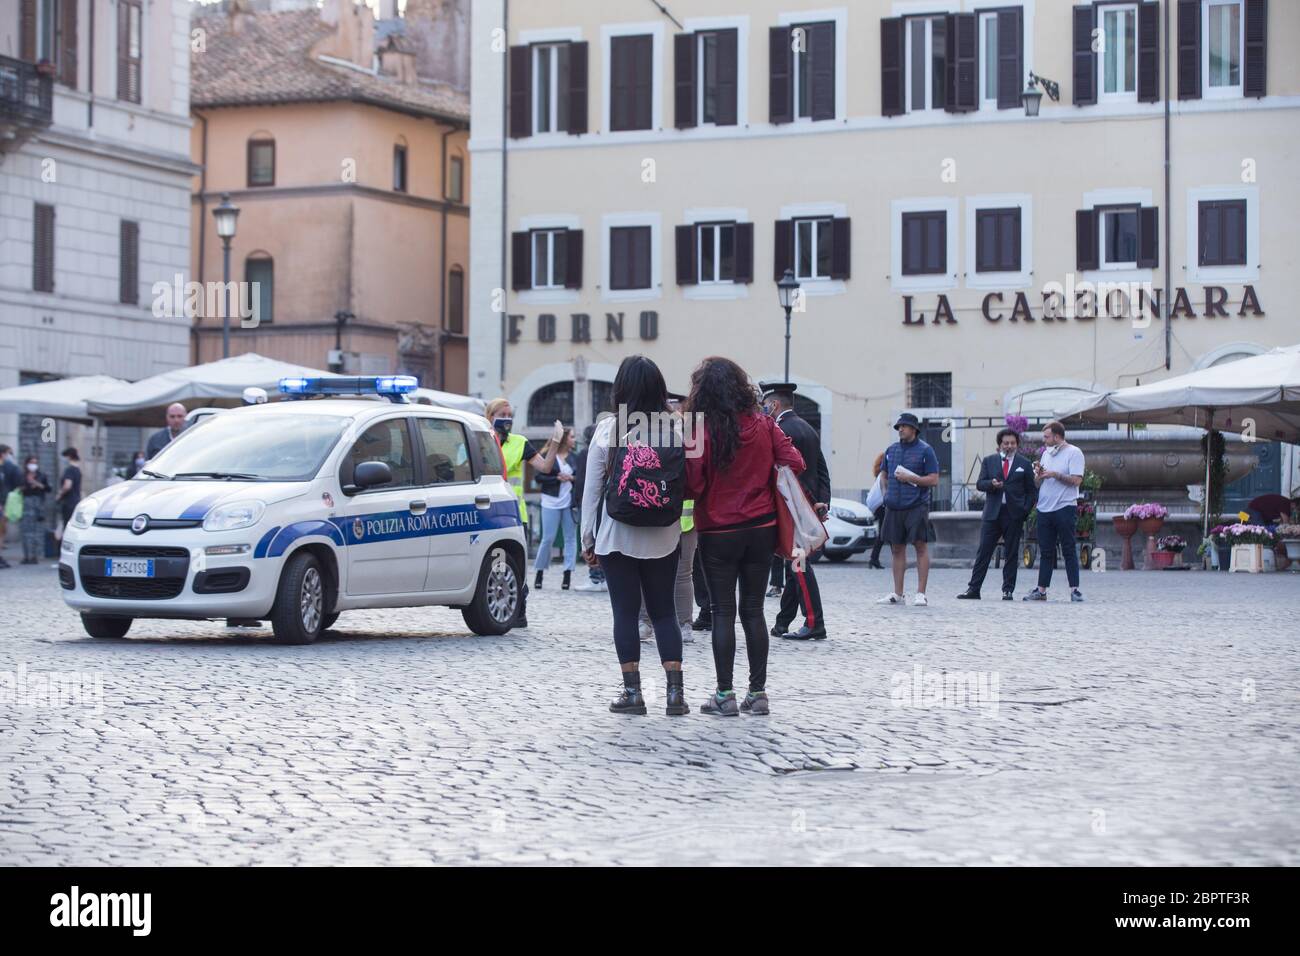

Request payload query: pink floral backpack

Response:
[604,431,686,528]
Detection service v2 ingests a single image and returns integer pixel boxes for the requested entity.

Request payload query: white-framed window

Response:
[531,229,568,290]
[601,22,664,134]
[36,0,56,61]
[777,8,847,123]
[1098,205,1140,269]
[698,30,721,124]
[965,194,1033,290]
[1203,0,1244,98]
[979,11,999,108]
[1099,3,1138,101]
[533,42,571,134]
[795,217,832,280]
[1185,185,1259,284]
[906,15,947,113]
[891,197,958,293]
[683,15,750,127]
[601,212,661,302]
[697,221,737,284]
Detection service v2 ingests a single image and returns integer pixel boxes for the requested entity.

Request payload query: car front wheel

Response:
[81,614,132,639]
[271,552,324,645]
[462,546,520,636]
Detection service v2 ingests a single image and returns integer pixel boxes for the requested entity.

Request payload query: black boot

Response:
[610,671,646,715]
[562,570,571,590]
[515,582,529,628]
[534,570,543,589]
[665,669,689,716]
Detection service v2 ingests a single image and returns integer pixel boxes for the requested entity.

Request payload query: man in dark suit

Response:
[761,383,832,641]
[146,403,189,460]
[958,427,1037,600]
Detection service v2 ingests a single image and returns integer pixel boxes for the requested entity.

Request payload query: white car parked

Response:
[817,496,877,562]
[60,376,526,644]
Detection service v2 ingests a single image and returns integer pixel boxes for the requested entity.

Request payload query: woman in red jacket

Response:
[685,357,804,716]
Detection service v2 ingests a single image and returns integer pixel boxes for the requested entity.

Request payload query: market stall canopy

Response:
[0,375,131,422]
[410,388,485,416]
[86,353,341,426]
[1059,345,1300,443]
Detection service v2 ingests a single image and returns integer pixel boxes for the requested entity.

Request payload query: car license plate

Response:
[104,558,154,578]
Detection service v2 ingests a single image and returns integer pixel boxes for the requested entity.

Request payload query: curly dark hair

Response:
[687,356,759,472]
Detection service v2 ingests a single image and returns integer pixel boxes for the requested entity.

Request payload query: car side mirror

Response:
[347,460,393,493]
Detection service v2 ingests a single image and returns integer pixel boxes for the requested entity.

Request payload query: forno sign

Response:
[507,312,658,344]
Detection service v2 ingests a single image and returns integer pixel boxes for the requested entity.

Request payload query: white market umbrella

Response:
[411,387,485,416]
[0,374,130,422]
[86,353,341,426]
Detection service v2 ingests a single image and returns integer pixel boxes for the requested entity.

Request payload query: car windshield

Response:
[144,413,349,482]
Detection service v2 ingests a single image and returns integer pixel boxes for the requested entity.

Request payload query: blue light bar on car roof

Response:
[277,375,419,403]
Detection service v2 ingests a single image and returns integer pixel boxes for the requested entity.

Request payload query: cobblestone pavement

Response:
[1,555,1296,866]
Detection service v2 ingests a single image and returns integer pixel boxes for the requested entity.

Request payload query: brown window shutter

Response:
[768,26,793,124]
[567,41,588,134]
[945,13,978,112]
[675,225,697,285]
[810,22,836,120]
[511,231,531,290]
[829,218,851,280]
[996,8,1023,110]
[1137,207,1159,269]
[120,220,139,305]
[881,17,905,117]
[33,203,55,293]
[611,35,653,132]
[20,0,36,61]
[1244,0,1267,98]
[59,0,78,87]
[1137,2,1160,102]
[563,230,583,289]
[773,220,794,280]
[733,223,754,284]
[1177,0,1201,99]
[1075,209,1099,271]
[1072,5,1097,106]
[508,45,531,138]
[715,29,739,126]
[674,32,696,129]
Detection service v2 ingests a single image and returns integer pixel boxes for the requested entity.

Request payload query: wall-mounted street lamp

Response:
[1021,72,1061,117]
[211,193,241,358]
[776,268,801,382]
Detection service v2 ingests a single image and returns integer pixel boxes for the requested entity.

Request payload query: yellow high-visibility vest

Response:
[501,432,528,524]
[681,498,694,533]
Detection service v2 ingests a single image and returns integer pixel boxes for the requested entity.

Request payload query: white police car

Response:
[59,376,526,645]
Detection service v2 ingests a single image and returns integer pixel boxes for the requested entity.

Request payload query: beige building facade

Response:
[468,0,1299,501]
[190,0,472,392]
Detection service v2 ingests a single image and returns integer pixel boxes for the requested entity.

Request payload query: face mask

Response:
[492,417,512,438]
[134,457,145,467]
[27,463,38,473]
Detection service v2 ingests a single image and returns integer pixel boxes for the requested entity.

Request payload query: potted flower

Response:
[1225,523,1278,573]
[1125,502,1169,535]
[1150,534,1186,570]
[1200,525,1232,571]
[967,491,986,512]
[1275,523,1300,566]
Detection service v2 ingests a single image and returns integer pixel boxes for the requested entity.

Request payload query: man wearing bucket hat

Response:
[877,412,940,607]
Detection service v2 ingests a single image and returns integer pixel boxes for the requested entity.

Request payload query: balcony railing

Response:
[0,55,54,131]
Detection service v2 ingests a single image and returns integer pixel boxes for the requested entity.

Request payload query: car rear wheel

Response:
[81,614,132,640]
[462,546,520,636]
[271,552,324,645]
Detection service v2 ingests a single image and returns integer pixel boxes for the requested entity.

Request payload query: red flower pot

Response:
[1112,516,1138,570]
[1149,550,1177,569]
[1138,517,1165,535]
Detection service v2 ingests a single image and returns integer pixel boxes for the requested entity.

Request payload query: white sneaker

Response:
[912,593,928,607]
[876,593,906,605]
[680,623,695,644]
[639,620,654,643]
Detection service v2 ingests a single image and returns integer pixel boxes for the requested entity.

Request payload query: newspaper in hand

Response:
[893,464,920,484]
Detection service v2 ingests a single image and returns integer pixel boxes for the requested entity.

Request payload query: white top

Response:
[1036,442,1085,513]
[580,416,681,559]
[540,453,573,510]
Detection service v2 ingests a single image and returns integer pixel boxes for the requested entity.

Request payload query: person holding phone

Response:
[876,413,940,607]
[958,429,1037,600]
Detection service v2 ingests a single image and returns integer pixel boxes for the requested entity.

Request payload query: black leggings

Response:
[599,548,681,665]
[699,526,776,693]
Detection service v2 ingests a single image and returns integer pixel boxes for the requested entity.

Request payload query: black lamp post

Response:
[1022,71,1061,117]
[211,193,241,358]
[777,269,800,382]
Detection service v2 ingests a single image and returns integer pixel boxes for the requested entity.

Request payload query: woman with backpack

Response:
[685,358,805,716]
[533,427,578,591]
[580,356,689,717]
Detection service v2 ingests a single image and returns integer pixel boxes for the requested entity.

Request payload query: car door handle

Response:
[409,500,427,513]
[475,494,491,509]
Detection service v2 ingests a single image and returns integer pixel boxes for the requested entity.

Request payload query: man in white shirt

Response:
[1024,421,1085,602]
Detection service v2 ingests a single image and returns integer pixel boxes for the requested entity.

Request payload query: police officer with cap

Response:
[760,381,831,641]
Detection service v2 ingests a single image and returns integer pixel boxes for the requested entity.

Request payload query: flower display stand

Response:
[1229,544,1276,573]
[1112,516,1138,571]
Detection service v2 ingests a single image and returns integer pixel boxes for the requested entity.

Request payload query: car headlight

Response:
[70,499,99,529]
[203,500,266,532]
[831,507,856,521]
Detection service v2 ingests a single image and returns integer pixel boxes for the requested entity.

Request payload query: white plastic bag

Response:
[774,465,829,560]
[865,472,883,512]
